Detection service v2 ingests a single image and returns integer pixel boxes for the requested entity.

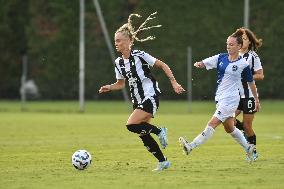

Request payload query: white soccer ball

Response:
[71,150,92,170]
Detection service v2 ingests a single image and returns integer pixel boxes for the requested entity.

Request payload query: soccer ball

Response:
[71,150,92,170]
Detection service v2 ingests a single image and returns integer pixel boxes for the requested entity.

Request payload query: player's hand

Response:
[194,61,205,68]
[172,82,185,94]
[254,100,261,112]
[98,85,111,93]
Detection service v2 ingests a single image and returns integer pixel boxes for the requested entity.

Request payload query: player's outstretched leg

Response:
[179,125,215,155]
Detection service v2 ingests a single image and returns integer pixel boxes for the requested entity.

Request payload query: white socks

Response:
[190,125,215,148]
[189,126,249,152]
[230,127,249,150]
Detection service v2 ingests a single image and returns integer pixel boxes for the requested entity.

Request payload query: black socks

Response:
[235,119,256,145]
[126,122,161,135]
[235,119,244,131]
[139,134,166,162]
[126,122,165,162]
[247,134,256,145]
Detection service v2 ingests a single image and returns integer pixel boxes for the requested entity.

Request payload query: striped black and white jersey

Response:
[239,50,263,98]
[114,50,161,104]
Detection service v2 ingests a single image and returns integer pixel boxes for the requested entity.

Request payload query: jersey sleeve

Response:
[114,58,124,79]
[115,67,124,79]
[242,65,253,82]
[253,53,263,71]
[136,50,157,67]
[202,54,219,70]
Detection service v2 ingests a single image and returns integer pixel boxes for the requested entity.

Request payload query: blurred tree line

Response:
[0,0,283,100]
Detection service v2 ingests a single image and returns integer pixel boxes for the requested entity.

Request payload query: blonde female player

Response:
[99,12,185,171]
[179,29,261,162]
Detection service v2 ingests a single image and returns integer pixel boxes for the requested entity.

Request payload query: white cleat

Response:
[246,144,256,163]
[253,149,259,161]
[178,137,192,155]
[158,127,168,149]
[152,160,171,172]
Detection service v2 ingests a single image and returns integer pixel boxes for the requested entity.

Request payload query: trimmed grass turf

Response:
[0,100,283,189]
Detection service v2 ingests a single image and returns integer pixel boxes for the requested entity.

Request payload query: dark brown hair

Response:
[238,27,262,51]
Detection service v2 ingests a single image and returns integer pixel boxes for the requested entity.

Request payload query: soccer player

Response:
[99,12,185,171]
[235,27,264,161]
[179,29,261,162]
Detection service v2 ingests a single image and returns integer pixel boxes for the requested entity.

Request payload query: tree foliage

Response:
[0,0,283,99]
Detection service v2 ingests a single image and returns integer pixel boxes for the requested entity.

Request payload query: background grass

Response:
[0,100,283,189]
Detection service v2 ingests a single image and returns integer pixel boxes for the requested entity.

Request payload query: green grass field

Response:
[0,100,283,189]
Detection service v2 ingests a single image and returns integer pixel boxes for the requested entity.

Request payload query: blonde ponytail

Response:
[116,12,161,43]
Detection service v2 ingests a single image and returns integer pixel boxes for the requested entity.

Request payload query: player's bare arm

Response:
[253,69,264,81]
[154,59,185,94]
[248,82,261,112]
[99,79,125,93]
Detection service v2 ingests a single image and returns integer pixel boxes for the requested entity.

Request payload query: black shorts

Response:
[133,96,159,116]
[237,97,256,114]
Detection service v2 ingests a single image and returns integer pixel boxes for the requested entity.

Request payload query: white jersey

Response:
[114,50,161,104]
[239,50,262,98]
[203,53,253,102]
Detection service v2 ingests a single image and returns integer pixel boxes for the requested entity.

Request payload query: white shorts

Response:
[213,97,240,122]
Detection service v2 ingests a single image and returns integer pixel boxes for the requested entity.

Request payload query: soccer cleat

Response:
[178,137,193,155]
[152,160,171,172]
[158,127,168,149]
[253,149,258,161]
[246,155,251,162]
[245,144,256,163]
